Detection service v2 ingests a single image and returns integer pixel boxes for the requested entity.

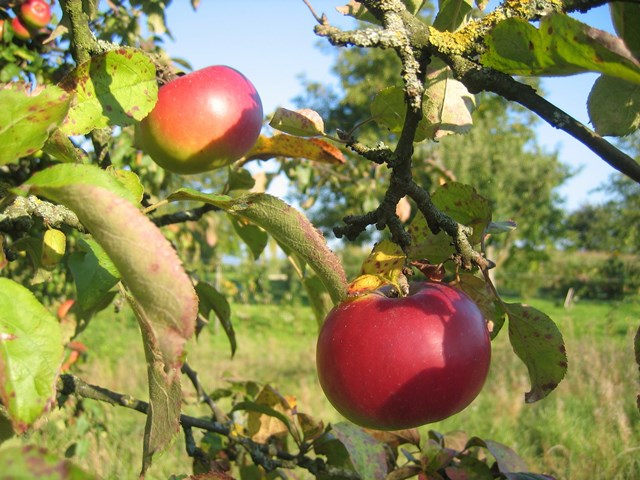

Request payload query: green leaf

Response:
[227,168,256,192]
[587,75,640,136]
[481,14,640,84]
[108,168,145,204]
[168,189,347,305]
[195,282,235,356]
[16,162,139,205]
[433,0,473,32]
[0,445,97,479]
[42,129,88,164]
[0,278,64,433]
[408,182,491,262]
[506,303,567,403]
[68,237,120,311]
[229,214,268,260]
[452,273,506,339]
[327,422,388,480]
[22,164,198,474]
[421,59,476,140]
[337,0,426,24]
[609,2,640,59]
[0,85,71,165]
[59,48,158,135]
[371,61,476,142]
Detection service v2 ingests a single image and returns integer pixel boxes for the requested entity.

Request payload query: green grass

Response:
[20,298,640,479]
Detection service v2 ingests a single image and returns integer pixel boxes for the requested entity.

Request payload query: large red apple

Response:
[138,65,263,174]
[20,0,51,29]
[316,282,491,430]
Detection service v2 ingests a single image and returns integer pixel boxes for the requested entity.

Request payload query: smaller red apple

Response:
[11,16,31,40]
[0,20,5,39]
[19,0,51,29]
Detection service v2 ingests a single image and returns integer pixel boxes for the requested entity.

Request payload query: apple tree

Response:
[0,0,639,479]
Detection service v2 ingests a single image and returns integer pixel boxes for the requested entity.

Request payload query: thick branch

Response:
[0,195,85,234]
[452,59,640,184]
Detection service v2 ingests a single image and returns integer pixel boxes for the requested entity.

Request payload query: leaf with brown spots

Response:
[22,164,198,475]
[244,134,345,165]
[0,84,70,165]
[269,107,326,137]
[59,47,157,135]
[506,303,567,403]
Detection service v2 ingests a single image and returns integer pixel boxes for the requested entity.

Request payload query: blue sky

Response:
[161,2,619,210]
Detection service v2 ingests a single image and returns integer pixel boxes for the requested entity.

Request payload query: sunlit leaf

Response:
[68,237,120,312]
[337,0,426,23]
[244,134,345,165]
[506,303,567,403]
[269,107,325,137]
[0,84,71,165]
[587,75,640,136]
[433,0,473,32]
[481,14,640,84]
[59,48,158,135]
[0,278,64,433]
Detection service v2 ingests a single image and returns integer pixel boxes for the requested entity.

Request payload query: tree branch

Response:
[150,203,221,227]
[57,373,360,478]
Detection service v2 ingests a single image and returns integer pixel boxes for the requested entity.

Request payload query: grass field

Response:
[21,296,640,479]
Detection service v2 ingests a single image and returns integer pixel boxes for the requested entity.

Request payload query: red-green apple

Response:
[316,282,491,430]
[19,0,51,29]
[138,65,263,174]
[11,16,31,40]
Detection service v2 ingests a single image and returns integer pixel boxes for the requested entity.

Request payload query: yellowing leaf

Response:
[269,107,326,137]
[244,134,345,165]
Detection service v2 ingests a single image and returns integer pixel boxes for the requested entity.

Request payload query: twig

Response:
[151,203,220,227]
[181,362,229,422]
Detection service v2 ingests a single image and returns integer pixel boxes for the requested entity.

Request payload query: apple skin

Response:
[11,16,31,40]
[316,282,491,430]
[20,0,51,29]
[138,65,263,174]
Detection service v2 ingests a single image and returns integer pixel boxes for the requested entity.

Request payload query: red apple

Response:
[11,16,31,40]
[316,282,491,430]
[19,0,51,29]
[138,65,263,174]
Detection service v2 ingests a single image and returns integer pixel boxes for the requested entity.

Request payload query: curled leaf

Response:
[269,107,326,137]
[244,134,345,165]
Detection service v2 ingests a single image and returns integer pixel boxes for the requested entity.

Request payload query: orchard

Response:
[0,1,639,480]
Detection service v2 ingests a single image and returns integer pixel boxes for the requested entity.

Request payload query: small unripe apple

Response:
[19,0,51,29]
[316,282,491,430]
[11,16,31,40]
[138,65,263,174]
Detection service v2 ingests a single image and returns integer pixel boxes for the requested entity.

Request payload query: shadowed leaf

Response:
[506,303,567,403]
[0,445,96,479]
